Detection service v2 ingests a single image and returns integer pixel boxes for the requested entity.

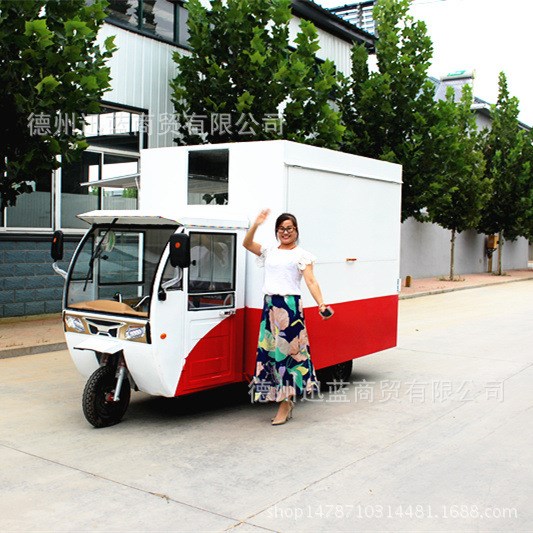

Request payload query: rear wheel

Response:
[316,359,353,391]
[82,365,130,428]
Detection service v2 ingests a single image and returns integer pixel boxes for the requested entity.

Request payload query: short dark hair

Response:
[275,213,299,239]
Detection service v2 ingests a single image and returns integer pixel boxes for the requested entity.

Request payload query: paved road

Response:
[1,282,532,532]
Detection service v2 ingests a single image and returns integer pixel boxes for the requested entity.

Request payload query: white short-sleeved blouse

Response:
[257,245,317,296]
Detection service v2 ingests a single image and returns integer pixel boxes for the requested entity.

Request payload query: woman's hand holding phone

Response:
[319,305,334,320]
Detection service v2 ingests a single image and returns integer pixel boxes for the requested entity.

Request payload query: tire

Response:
[82,365,131,428]
[316,359,353,391]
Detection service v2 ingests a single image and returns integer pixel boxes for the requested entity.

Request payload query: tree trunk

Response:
[497,231,504,275]
[449,228,456,280]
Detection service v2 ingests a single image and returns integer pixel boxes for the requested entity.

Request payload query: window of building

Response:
[188,149,229,205]
[3,172,53,229]
[59,104,144,231]
[0,103,145,233]
[174,0,189,48]
[101,154,139,210]
[142,0,174,41]
[106,0,189,47]
[84,105,145,152]
[60,151,139,230]
[60,152,100,230]
[105,0,137,26]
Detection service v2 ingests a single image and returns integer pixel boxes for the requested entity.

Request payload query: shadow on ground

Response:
[124,369,379,425]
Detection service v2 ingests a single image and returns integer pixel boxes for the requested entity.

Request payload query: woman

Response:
[243,209,331,425]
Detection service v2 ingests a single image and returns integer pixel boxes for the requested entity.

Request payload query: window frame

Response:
[104,0,190,50]
[0,171,55,233]
[97,229,146,287]
[0,102,146,235]
[187,231,237,311]
[57,146,141,234]
[187,148,230,206]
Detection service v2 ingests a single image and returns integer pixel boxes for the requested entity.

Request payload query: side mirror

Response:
[51,230,64,261]
[169,233,190,268]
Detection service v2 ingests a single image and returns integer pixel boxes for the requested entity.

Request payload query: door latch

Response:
[219,309,236,317]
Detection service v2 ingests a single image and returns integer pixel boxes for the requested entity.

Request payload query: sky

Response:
[316,0,533,126]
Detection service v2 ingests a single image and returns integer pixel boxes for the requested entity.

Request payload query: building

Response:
[329,1,377,35]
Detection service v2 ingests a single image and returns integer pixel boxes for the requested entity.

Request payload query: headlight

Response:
[125,326,145,340]
[65,315,86,333]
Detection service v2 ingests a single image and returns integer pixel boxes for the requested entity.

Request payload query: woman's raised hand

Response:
[244,209,270,254]
[255,209,270,226]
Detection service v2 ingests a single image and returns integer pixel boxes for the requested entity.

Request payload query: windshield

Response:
[67,225,177,317]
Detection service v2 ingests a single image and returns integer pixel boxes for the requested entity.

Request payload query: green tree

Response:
[0,0,115,209]
[171,0,343,148]
[423,85,490,280]
[478,72,532,274]
[520,129,533,241]
[339,0,437,221]
[282,20,344,147]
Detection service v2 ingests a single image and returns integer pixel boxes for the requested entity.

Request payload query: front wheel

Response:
[316,359,353,391]
[82,365,131,428]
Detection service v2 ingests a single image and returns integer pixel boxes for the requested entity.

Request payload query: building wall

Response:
[475,111,492,130]
[400,218,529,279]
[289,17,353,75]
[98,24,181,149]
[100,14,355,151]
[0,239,78,317]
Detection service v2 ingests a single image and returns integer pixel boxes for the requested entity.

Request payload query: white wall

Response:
[289,16,353,75]
[475,111,492,130]
[97,24,181,149]
[98,15,355,151]
[400,218,529,279]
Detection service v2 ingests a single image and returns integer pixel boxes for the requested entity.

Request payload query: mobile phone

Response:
[319,306,334,319]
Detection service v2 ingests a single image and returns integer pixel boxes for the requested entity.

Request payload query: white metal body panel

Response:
[286,166,402,305]
[66,331,158,393]
[147,245,187,396]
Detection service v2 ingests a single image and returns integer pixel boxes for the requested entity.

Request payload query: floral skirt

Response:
[251,294,319,403]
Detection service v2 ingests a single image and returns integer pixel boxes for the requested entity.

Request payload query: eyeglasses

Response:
[277,226,295,234]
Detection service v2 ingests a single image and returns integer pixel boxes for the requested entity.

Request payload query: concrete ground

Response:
[1,281,532,531]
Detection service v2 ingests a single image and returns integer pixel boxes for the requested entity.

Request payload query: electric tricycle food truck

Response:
[52,141,402,427]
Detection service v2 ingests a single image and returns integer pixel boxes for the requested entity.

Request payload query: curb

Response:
[399,275,533,300]
[0,342,68,360]
[0,312,61,325]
